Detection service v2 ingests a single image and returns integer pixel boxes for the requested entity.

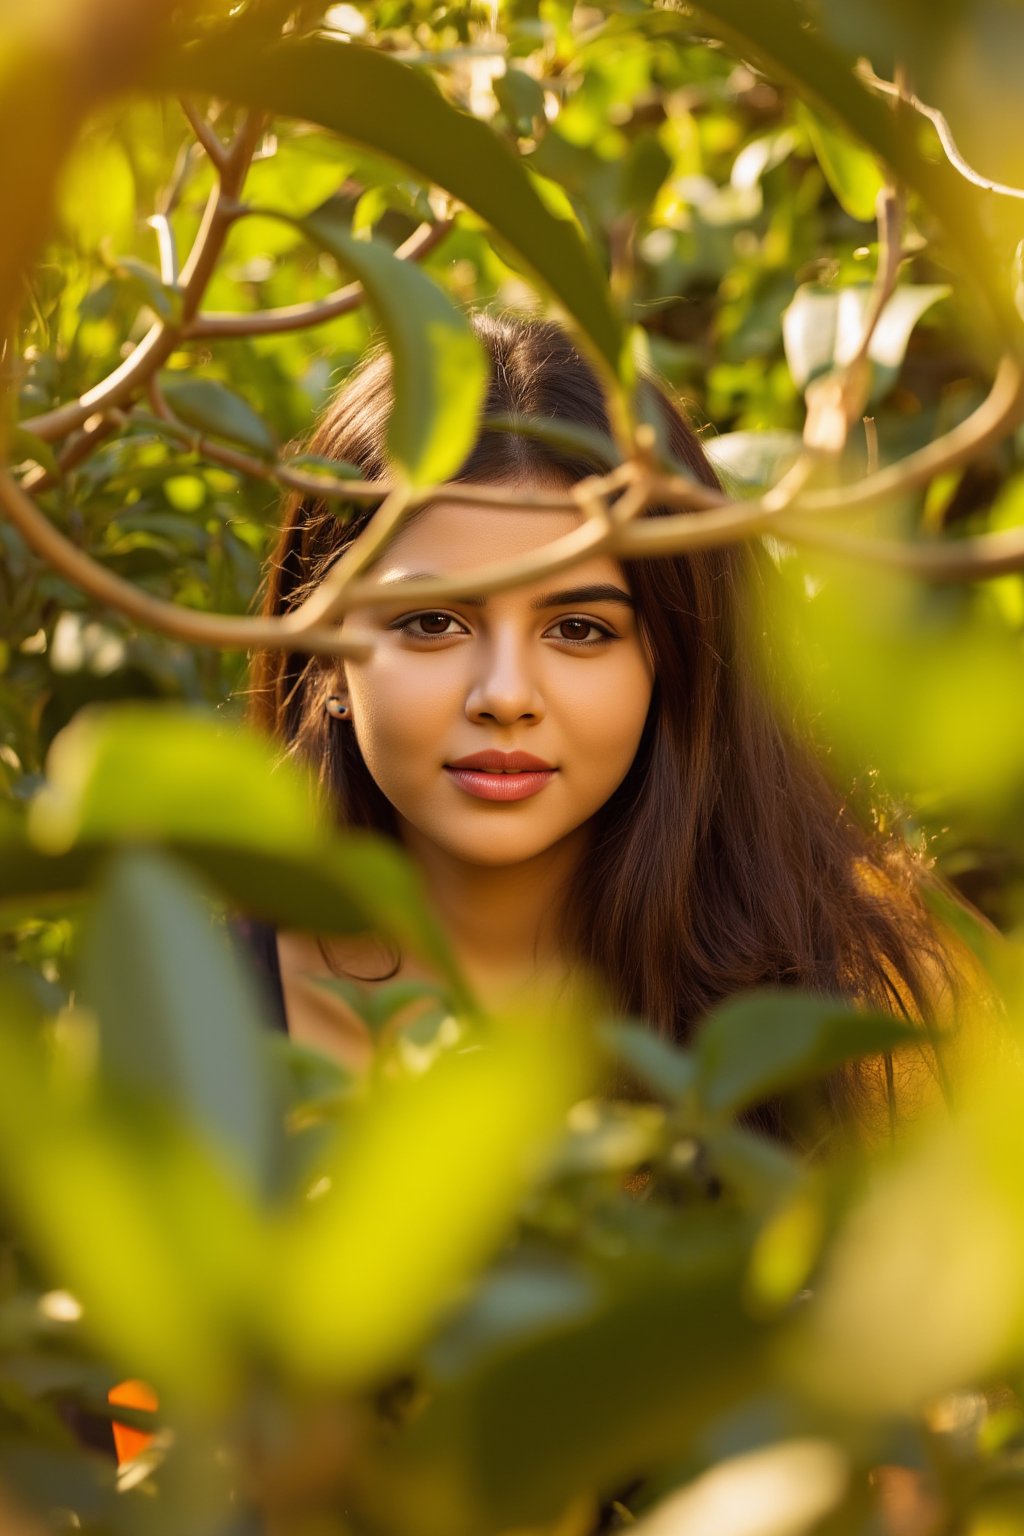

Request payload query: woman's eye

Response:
[398,612,464,639]
[549,617,613,645]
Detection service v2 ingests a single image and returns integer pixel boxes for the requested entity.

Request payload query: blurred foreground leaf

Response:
[78,848,279,1193]
[695,988,920,1117]
[17,705,463,994]
[270,1016,588,1386]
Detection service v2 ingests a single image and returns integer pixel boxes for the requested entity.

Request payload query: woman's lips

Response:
[443,767,557,802]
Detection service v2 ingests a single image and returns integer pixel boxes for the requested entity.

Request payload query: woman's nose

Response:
[464,629,544,726]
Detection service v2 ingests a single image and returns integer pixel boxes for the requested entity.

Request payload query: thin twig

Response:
[803,185,904,454]
[771,513,1024,581]
[618,454,816,559]
[324,516,617,616]
[20,110,264,444]
[187,219,455,340]
[20,413,121,495]
[859,65,1024,201]
[178,97,228,171]
[0,468,370,658]
[147,213,179,287]
[288,481,418,630]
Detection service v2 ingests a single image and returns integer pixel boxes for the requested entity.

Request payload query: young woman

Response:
[245,310,967,1147]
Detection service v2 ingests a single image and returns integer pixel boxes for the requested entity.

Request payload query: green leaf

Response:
[704,431,803,495]
[703,1124,804,1207]
[780,284,839,392]
[599,1022,697,1104]
[161,376,278,460]
[782,282,950,398]
[798,102,884,223]
[25,704,465,998]
[545,1099,667,1181]
[152,30,625,380]
[481,412,621,471]
[78,848,278,1193]
[493,66,547,137]
[29,705,318,859]
[286,452,363,484]
[270,1022,585,1386]
[8,427,59,476]
[113,256,182,323]
[57,132,135,254]
[0,977,238,1408]
[373,1213,763,1535]
[298,210,488,486]
[311,976,451,1036]
[620,133,672,217]
[682,1,1008,330]
[694,988,919,1117]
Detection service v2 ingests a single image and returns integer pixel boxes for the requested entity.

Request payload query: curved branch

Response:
[20,110,263,444]
[860,66,1024,202]
[187,217,455,340]
[0,470,369,657]
[118,403,583,511]
[178,96,228,170]
[770,515,1024,581]
[638,356,1024,521]
[312,515,617,618]
[802,355,1024,517]
[616,455,816,558]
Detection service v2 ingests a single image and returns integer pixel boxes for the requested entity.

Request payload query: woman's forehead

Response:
[368,495,630,595]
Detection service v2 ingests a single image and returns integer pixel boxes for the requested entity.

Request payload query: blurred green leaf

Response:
[270,1020,586,1386]
[113,256,182,323]
[771,558,1024,825]
[788,1068,1024,1415]
[298,210,488,486]
[26,705,467,1006]
[599,1022,697,1104]
[782,282,950,398]
[310,975,450,1037]
[703,1125,804,1207]
[0,977,240,1409]
[704,431,803,494]
[493,66,547,137]
[620,134,673,217]
[57,133,135,254]
[78,849,278,1192]
[161,376,278,459]
[481,412,621,471]
[372,1213,763,1535]
[798,103,884,223]
[694,988,919,1117]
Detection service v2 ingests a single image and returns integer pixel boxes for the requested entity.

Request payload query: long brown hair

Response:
[249,311,967,1142]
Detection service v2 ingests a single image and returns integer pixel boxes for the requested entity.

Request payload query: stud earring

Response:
[325,695,349,720]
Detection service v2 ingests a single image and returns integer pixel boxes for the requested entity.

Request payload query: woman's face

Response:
[337,481,655,869]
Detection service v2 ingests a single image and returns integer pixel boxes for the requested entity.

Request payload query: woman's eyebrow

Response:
[377,573,635,610]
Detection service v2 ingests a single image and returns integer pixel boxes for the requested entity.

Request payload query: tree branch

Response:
[19,109,264,444]
[0,468,370,658]
[769,515,1024,582]
[860,65,1024,201]
[186,218,455,340]
[178,96,228,171]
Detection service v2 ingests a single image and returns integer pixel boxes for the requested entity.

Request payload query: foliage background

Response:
[3,2,1024,1533]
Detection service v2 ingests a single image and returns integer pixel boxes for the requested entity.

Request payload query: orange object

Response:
[107,1378,159,1466]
